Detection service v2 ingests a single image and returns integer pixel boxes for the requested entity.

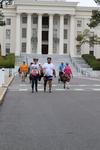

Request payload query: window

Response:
[90,32,94,37]
[5,43,10,54]
[42,31,48,41]
[77,31,82,35]
[64,18,68,25]
[6,29,11,40]
[64,43,67,53]
[42,16,49,26]
[22,16,27,24]
[32,28,37,37]
[77,20,82,27]
[54,19,58,25]
[22,28,27,38]
[33,16,38,24]
[6,18,11,25]
[53,29,57,38]
[22,43,26,52]
[64,29,67,39]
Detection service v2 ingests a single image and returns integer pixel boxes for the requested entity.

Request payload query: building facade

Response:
[0,0,100,58]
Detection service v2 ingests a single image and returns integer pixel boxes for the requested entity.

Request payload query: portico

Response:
[15,13,76,56]
[14,0,77,56]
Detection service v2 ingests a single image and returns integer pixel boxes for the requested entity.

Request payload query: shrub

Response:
[0,53,15,68]
[82,54,100,70]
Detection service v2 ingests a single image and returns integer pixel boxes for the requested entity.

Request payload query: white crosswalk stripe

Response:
[92,89,100,91]
[8,85,100,92]
[73,88,85,91]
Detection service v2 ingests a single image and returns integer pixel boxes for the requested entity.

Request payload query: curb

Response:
[0,76,14,105]
[0,88,7,105]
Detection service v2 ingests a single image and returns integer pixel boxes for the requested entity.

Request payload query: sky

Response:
[66,0,97,7]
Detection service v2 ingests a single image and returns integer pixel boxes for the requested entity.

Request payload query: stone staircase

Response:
[15,54,79,76]
[71,57,93,76]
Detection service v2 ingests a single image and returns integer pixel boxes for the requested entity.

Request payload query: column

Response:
[69,15,75,57]
[27,14,32,54]
[49,14,53,54]
[59,15,64,54]
[16,13,21,56]
[37,14,42,54]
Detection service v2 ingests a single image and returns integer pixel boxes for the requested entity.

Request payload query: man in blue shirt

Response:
[58,62,65,82]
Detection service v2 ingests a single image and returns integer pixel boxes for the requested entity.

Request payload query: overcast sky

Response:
[67,0,97,6]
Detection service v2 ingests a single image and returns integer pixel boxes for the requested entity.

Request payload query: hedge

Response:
[0,53,15,68]
[82,54,100,70]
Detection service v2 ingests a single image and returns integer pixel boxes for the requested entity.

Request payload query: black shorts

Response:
[44,76,53,81]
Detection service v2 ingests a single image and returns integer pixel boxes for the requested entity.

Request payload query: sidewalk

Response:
[0,75,14,105]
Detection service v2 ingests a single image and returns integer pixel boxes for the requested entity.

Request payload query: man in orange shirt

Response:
[18,61,28,82]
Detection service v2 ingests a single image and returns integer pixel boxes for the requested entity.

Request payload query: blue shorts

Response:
[44,76,53,81]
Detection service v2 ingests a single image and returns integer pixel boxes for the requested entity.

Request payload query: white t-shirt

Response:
[42,63,55,76]
[30,64,39,75]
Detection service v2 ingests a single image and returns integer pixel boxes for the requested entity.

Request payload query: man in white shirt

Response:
[42,57,56,93]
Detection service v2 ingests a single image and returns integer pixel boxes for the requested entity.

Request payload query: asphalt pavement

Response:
[0,75,100,150]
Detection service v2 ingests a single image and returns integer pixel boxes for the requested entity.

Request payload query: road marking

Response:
[19,89,28,91]
[93,84,100,87]
[92,89,100,91]
[73,89,84,91]
[52,84,57,87]
[20,84,27,87]
[71,85,88,87]
[55,89,66,91]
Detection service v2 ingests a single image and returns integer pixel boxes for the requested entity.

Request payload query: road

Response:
[0,75,100,150]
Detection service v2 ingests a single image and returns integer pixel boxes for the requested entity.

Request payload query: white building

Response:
[0,0,100,58]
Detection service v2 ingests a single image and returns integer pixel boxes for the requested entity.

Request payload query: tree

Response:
[76,29,90,47]
[0,10,5,26]
[76,29,100,54]
[88,10,100,28]
[88,0,100,28]
[94,0,100,4]
[0,0,13,8]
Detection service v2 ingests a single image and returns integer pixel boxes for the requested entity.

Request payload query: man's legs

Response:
[44,77,47,92]
[34,77,38,92]
[21,72,25,82]
[48,79,52,93]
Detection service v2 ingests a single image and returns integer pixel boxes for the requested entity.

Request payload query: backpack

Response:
[30,69,38,77]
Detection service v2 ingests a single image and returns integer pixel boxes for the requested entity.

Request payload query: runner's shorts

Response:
[44,76,53,80]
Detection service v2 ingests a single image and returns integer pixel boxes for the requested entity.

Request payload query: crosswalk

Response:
[8,83,100,92]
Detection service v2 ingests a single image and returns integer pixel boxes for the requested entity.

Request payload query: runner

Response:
[18,61,28,82]
[30,58,40,93]
[63,62,72,89]
[58,62,65,83]
[42,57,56,93]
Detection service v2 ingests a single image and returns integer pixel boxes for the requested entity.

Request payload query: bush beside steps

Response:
[82,54,100,70]
[0,53,15,68]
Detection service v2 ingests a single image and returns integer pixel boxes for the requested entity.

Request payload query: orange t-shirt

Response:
[20,64,28,73]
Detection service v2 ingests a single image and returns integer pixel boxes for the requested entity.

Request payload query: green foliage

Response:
[88,10,100,28]
[0,53,15,68]
[76,29,100,50]
[82,54,100,70]
[94,0,100,4]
